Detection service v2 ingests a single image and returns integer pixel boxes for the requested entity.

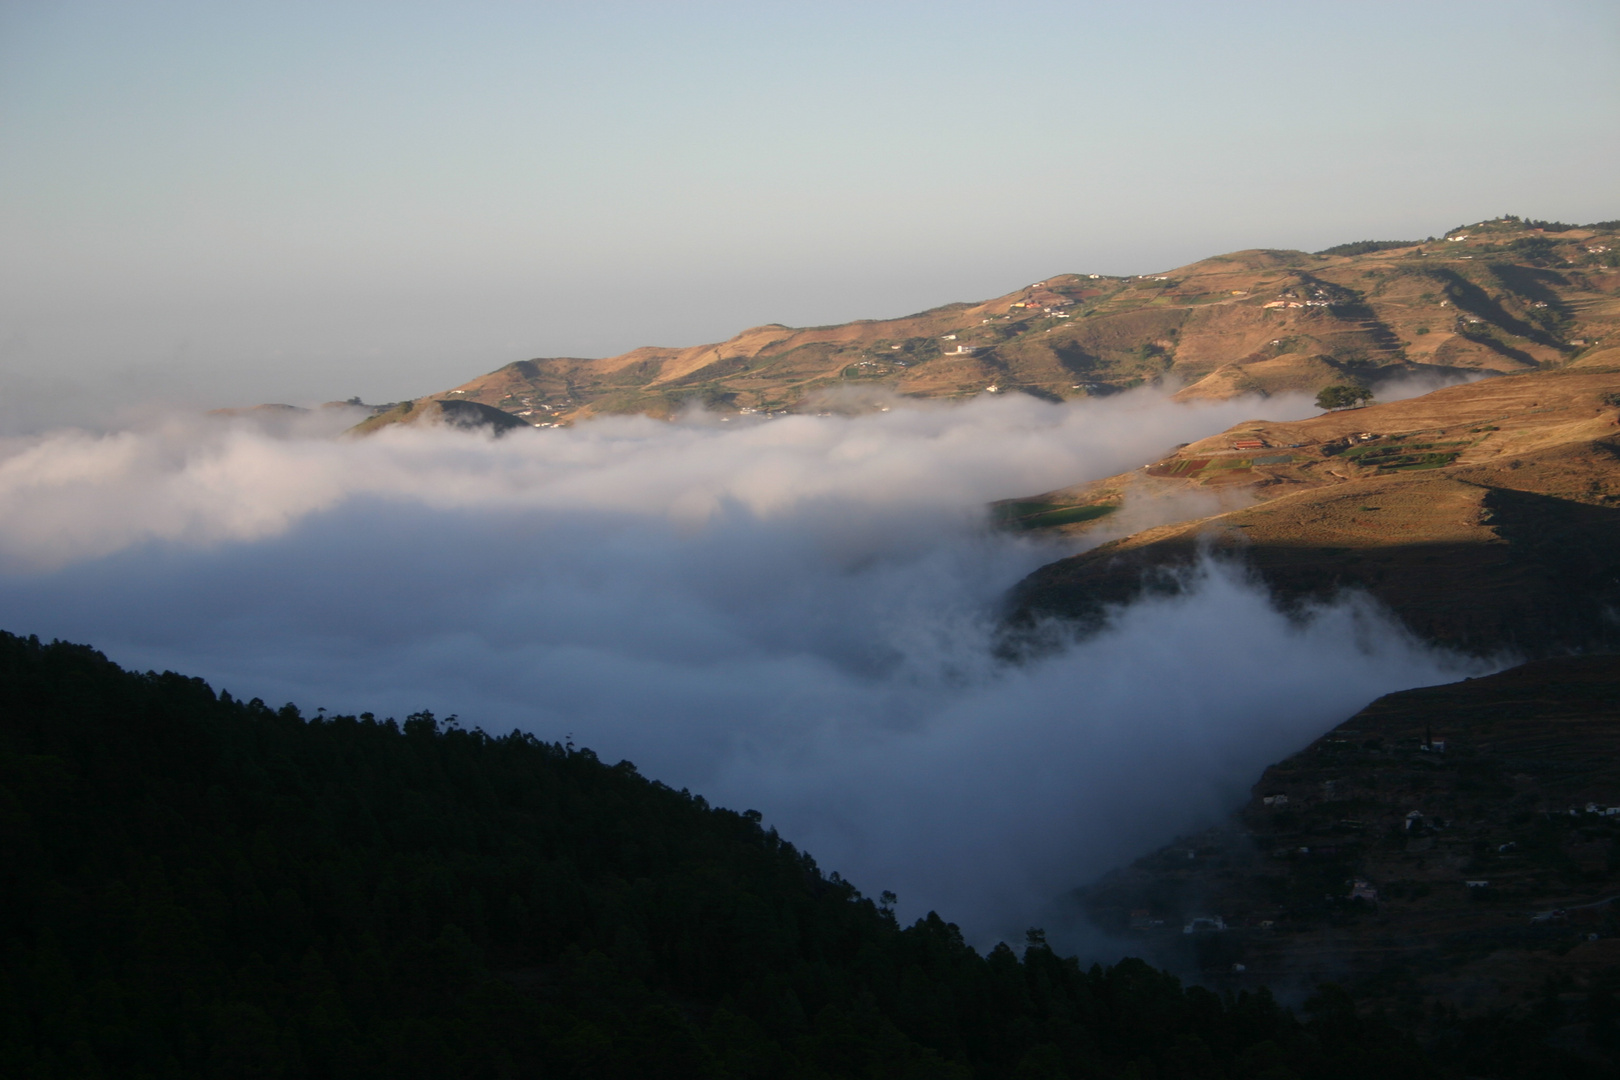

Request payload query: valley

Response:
[316,232,1620,1049]
[990,362,1620,1064]
[38,214,1620,1074]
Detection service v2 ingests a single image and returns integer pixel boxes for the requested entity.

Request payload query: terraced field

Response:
[993,501,1118,530]
[1076,655,1620,1057]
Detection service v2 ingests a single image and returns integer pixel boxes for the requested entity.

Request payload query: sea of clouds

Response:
[0,389,1483,944]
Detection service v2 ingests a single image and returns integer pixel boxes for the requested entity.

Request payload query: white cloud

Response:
[0,389,1479,943]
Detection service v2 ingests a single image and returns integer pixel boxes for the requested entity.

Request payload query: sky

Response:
[1,0,1617,428]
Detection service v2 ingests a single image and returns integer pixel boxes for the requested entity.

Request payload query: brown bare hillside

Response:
[1004,369,1620,655]
[354,215,1620,431]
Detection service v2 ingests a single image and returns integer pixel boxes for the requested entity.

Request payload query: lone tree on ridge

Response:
[1316,384,1373,411]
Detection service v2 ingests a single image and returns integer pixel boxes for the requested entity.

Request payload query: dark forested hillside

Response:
[0,631,1439,1078]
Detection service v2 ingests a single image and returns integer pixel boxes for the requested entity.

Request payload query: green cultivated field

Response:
[995,501,1118,530]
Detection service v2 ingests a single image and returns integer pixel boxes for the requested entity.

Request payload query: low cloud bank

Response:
[0,390,1478,942]
[1371,367,1492,403]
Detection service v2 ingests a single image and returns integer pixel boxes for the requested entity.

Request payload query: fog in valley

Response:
[0,390,1482,945]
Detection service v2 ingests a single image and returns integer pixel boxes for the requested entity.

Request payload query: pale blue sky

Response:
[2,1,1616,427]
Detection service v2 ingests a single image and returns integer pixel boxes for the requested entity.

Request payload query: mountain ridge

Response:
[338,214,1618,432]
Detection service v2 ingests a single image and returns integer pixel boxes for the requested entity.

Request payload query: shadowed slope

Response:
[1076,655,1620,1071]
[1005,370,1620,656]
[0,631,1438,1079]
[347,396,528,436]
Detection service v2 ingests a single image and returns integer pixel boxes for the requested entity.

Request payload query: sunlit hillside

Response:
[353,216,1619,432]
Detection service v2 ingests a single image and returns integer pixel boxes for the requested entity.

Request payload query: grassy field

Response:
[994,501,1118,530]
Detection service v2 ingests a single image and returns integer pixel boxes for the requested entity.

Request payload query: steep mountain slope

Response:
[1005,369,1620,656]
[1076,655,1620,1068]
[0,631,1436,1079]
[346,396,526,436]
[360,216,1620,430]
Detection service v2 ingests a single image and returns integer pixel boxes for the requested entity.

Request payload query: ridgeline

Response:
[344,214,1619,432]
[0,631,1434,1079]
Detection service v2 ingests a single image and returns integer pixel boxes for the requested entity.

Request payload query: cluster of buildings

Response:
[1009,291,1076,313]
[1568,803,1620,817]
[1128,911,1232,935]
